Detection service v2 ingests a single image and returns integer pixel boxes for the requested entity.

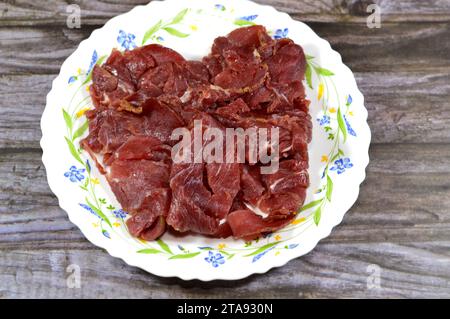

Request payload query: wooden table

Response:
[1,0,449,299]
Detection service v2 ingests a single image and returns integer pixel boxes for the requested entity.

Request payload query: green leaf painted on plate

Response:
[137,248,162,254]
[299,199,322,212]
[199,247,214,250]
[234,19,256,26]
[62,109,73,131]
[156,239,173,255]
[326,175,333,202]
[64,136,84,165]
[86,197,112,227]
[162,27,189,38]
[72,121,89,141]
[244,242,279,257]
[331,153,340,162]
[142,20,163,45]
[305,54,314,60]
[337,107,348,143]
[313,206,322,226]
[169,8,189,25]
[219,250,232,256]
[169,252,201,259]
[305,63,313,89]
[314,66,334,76]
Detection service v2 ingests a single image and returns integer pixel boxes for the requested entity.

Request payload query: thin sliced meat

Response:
[167,114,241,234]
[140,216,167,241]
[107,159,171,239]
[82,25,312,241]
[227,209,296,240]
[110,135,172,164]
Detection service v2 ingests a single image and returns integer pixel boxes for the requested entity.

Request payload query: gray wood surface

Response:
[0,0,449,299]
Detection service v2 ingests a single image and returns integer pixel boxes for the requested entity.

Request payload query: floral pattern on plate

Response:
[41,0,370,281]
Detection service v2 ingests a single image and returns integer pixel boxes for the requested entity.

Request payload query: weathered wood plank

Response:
[1,0,450,27]
[312,21,450,73]
[1,22,449,147]
[1,0,449,299]
[1,67,449,150]
[1,144,449,246]
[1,243,449,298]
[1,21,450,75]
[0,26,93,75]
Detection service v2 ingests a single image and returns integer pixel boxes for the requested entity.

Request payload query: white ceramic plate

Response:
[41,0,370,281]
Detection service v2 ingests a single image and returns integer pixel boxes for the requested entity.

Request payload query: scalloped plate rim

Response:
[41,0,371,281]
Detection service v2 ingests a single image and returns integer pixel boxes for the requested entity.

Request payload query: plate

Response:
[41,0,371,281]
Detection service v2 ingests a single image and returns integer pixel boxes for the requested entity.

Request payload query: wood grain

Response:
[1,144,450,246]
[1,0,450,26]
[0,0,449,299]
[2,21,450,75]
[1,22,450,147]
[1,145,449,298]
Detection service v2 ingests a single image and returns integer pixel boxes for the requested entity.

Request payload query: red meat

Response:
[81,26,311,240]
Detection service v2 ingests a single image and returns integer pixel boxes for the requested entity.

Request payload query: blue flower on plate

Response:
[321,167,326,179]
[79,203,99,219]
[102,230,111,239]
[157,36,164,42]
[215,4,226,11]
[68,76,77,84]
[204,251,225,267]
[64,166,85,182]
[252,247,275,263]
[113,209,128,219]
[274,28,289,39]
[344,115,357,137]
[346,94,353,106]
[239,14,258,21]
[288,244,299,249]
[87,50,98,74]
[330,158,353,175]
[117,30,137,50]
[317,115,331,126]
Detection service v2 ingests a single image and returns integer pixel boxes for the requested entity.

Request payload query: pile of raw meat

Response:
[81,26,312,241]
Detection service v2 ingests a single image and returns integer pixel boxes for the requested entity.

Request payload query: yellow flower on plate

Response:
[91,178,100,185]
[349,111,354,116]
[85,85,91,92]
[291,217,306,225]
[77,68,82,75]
[317,83,324,100]
[190,25,198,31]
[321,155,329,163]
[329,107,336,113]
[218,243,226,250]
[113,222,121,227]
[92,222,99,228]
[274,235,282,241]
[76,107,90,118]
[275,251,280,256]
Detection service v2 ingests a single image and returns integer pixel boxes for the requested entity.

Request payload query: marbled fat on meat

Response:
[81,26,312,240]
